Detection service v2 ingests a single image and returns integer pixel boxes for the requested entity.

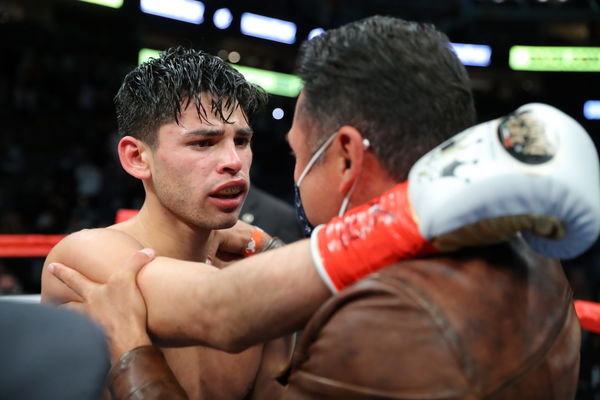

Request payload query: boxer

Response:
[42,47,294,400]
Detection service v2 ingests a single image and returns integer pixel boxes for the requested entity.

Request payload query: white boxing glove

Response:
[409,103,600,259]
[311,103,600,293]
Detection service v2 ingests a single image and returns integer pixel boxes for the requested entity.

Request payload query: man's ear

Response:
[335,126,368,195]
[117,136,152,180]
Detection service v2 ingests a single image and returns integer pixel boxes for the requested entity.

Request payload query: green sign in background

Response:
[79,0,123,8]
[231,65,302,97]
[509,46,600,72]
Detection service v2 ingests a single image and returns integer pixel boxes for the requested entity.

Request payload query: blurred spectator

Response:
[240,186,302,244]
[0,261,23,294]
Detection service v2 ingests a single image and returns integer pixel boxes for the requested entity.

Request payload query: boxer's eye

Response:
[191,140,213,148]
[234,137,251,147]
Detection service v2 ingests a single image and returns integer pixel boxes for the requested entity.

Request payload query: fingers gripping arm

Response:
[49,249,155,363]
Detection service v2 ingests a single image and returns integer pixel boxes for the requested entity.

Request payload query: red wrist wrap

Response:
[315,181,439,291]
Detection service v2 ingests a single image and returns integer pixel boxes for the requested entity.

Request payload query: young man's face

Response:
[148,95,253,230]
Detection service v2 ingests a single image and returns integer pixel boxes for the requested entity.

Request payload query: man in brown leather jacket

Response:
[51,16,581,399]
[284,241,579,399]
[104,240,579,400]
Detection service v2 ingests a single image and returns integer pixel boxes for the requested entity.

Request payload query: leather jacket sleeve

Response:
[107,345,188,400]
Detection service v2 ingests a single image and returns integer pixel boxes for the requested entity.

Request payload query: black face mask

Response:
[293,132,370,237]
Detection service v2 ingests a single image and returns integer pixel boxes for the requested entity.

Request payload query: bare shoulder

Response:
[41,228,143,304]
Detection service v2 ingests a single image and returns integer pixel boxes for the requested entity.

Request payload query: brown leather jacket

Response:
[284,238,580,399]
[108,238,580,400]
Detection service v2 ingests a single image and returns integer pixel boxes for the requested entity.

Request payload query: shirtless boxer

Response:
[42,47,293,399]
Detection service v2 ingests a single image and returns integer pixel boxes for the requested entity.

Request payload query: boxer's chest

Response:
[161,344,264,399]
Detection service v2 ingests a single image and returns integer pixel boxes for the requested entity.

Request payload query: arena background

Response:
[0,0,599,397]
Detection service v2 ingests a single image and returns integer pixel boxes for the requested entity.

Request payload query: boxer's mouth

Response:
[211,186,243,198]
[209,182,247,199]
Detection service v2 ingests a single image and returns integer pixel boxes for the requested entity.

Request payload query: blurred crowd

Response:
[0,33,140,292]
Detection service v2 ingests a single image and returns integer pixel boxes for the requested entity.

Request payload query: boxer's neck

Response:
[120,201,212,263]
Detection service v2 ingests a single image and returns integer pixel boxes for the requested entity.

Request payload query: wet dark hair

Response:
[296,16,476,181]
[114,46,268,146]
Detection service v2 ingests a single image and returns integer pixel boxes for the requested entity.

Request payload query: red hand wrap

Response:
[243,227,264,257]
[313,181,439,292]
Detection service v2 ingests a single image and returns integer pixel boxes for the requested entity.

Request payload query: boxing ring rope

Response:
[0,209,138,258]
[574,300,600,334]
[1,209,600,334]
[0,234,66,257]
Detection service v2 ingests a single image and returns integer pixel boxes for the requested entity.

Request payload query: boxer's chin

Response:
[213,212,241,230]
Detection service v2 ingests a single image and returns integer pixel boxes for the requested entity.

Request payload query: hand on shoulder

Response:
[41,227,144,304]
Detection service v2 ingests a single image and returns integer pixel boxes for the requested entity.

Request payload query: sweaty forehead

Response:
[180,94,248,126]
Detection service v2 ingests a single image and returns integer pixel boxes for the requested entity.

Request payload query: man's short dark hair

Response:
[295,16,476,181]
[114,46,268,146]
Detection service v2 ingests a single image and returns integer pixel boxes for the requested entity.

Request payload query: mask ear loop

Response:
[296,132,338,186]
[338,138,371,217]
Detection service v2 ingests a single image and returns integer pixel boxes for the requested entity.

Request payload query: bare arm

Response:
[141,241,328,352]
[45,229,329,353]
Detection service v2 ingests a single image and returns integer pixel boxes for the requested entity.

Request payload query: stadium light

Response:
[240,12,296,44]
[584,101,600,120]
[450,43,492,67]
[308,28,325,40]
[141,0,205,24]
[213,8,233,29]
